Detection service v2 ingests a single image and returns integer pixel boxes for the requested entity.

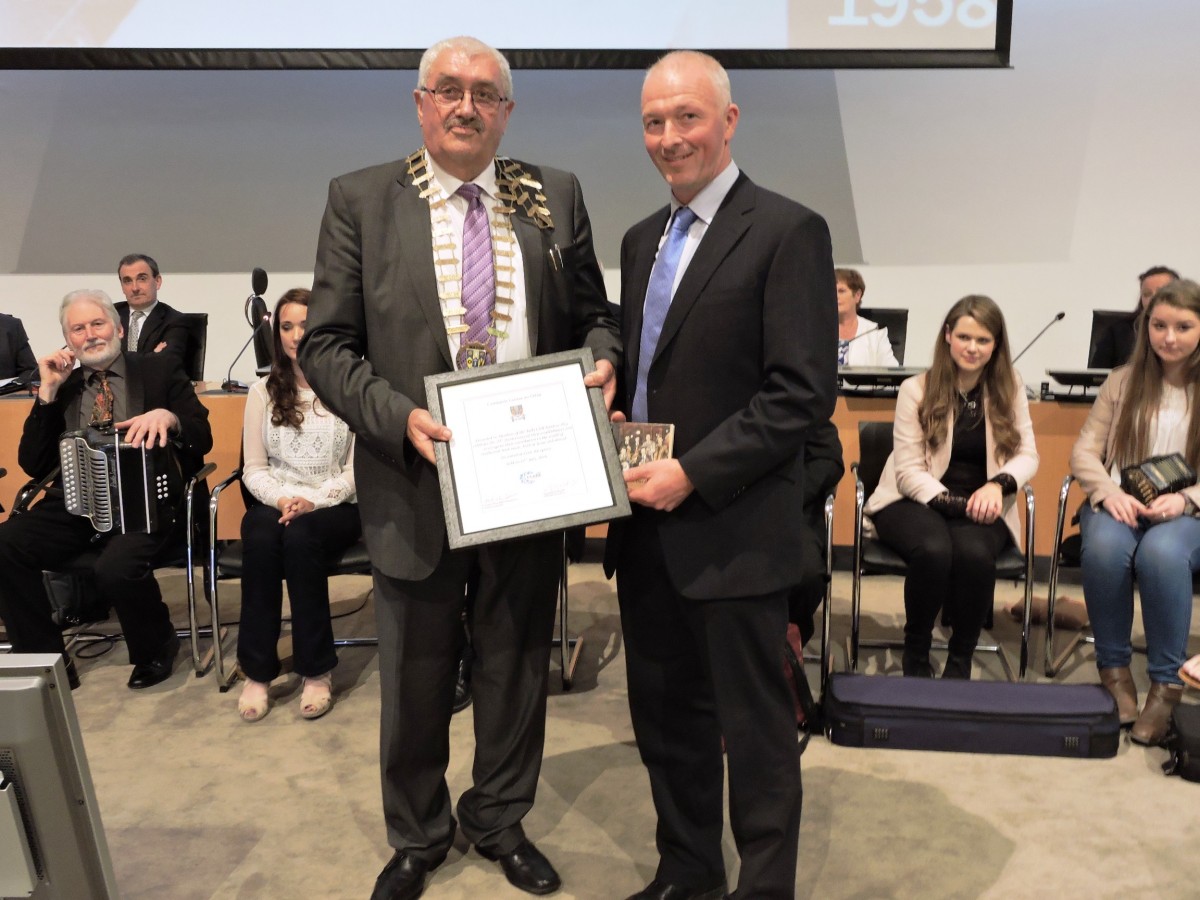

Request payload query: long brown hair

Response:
[1110,278,1200,469]
[267,288,312,428]
[918,295,1020,462]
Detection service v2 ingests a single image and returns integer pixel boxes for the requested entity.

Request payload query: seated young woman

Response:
[236,288,361,722]
[864,295,1038,678]
[1071,278,1200,744]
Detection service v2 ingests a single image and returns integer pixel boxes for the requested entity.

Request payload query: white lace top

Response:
[242,379,356,509]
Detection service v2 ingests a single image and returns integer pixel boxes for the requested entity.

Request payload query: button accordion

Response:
[58,428,182,533]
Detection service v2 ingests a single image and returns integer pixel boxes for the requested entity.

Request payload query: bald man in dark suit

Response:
[605,51,837,900]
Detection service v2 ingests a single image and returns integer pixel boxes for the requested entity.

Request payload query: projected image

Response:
[3,0,1001,52]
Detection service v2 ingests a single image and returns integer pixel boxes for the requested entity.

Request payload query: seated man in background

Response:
[1091,264,1180,368]
[116,253,189,364]
[0,311,38,382]
[0,289,211,689]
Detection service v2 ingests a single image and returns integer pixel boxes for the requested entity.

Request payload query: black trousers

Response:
[871,499,1012,656]
[373,532,561,861]
[0,495,176,664]
[617,514,802,900]
[235,502,362,683]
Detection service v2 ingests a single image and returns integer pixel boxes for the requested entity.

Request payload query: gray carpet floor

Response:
[40,566,1200,899]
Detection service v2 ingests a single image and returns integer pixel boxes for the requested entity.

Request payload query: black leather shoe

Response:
[64,658,81,691]
[452,657,472,714]
[370,850,445,900]
[477,839,561,895]
[127,632,180,690]
[942,652,974,680]
[625,877,727,900]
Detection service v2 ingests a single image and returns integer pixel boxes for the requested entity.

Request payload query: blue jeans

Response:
[1079,502,1200,684]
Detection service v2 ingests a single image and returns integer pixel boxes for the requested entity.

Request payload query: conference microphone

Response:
[1012,311,1066,363]
[844,324,884,345]
[222,268,272,393]
[243,267,269,324]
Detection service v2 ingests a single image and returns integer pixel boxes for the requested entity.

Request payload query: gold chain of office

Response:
[407,148,555,360]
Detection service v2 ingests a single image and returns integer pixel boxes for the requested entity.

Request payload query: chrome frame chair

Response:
[1044,474,1096,676]
[554,533,581,691]
[204,466,374,692]
[848,421,1035,681]
[4,462,217,675]
[812,492,836,697]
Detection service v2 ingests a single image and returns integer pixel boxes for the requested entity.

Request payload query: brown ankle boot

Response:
[1130,682,1184,746]
[1099,667,1138,727]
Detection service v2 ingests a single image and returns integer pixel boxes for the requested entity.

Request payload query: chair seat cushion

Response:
[216,538,371,578]
[862,538,1026,579]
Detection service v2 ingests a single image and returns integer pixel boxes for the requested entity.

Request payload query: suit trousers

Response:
[235,502,362,683]
[0,495,177,663]
[373,531,561,861]
[617,512,802,899]
[870,499,1011,657]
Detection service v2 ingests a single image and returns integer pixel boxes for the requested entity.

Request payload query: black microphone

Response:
[221,312,271,393]
[243,267,269,325]
[222,268,272,393]
[1012,311,1066,363]
[845,324,884,345]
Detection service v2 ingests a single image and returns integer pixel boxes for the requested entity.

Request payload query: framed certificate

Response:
[425,348,631,549]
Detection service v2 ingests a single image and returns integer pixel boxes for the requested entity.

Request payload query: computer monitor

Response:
[856,307,909,365]
[1087,309,1136,368]
[0,654,118,899]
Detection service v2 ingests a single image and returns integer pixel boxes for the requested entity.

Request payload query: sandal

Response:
[1180,654,1200,691]
[238,678,270,722]
[300,672,334,720]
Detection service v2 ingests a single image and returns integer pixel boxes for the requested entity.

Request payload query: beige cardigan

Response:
[1070,365,1200,510]
[863,372,1039,547]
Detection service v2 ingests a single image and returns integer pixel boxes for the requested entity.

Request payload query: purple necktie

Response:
[457,183,496,362]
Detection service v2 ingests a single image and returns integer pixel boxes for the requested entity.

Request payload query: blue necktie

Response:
[632,206,697,423]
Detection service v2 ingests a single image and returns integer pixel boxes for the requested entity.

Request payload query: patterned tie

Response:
[457,183,496,364]
[89,370,114,427]
[128,310,144,351]
[632,206,698,422]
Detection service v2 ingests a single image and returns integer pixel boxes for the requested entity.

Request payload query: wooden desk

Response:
[3,389,1091,553]
[0,388,248,539]
[831,395,1091,559]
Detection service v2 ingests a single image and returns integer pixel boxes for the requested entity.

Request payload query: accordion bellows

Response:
[1120,453,1197,505]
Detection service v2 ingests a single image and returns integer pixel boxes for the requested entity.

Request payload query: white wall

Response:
[2,2,1198,394]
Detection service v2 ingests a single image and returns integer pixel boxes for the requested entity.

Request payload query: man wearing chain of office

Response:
[299,35,620,900]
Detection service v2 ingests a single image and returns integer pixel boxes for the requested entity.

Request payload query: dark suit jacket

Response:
[116,300,189,365]
[0,313,37,381]
[18,353,212,489]
[606,172,837,599]
[300,155,620,581]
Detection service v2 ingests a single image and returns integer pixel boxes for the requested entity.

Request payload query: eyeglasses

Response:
[420,84,508,111]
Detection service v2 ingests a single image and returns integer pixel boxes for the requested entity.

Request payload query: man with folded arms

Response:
[116,253,188,363]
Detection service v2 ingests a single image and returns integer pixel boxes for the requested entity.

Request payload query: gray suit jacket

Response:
[300,154,619,580]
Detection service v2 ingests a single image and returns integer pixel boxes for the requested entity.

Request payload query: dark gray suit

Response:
[116,300,188,365]
[606,172,837,897]
[0,313,37,381]
[300,153,619,860]
[0,353,211,663]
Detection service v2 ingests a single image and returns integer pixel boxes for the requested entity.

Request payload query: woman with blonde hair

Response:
[1072,278,1200,744]
[865,295,1038,678]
